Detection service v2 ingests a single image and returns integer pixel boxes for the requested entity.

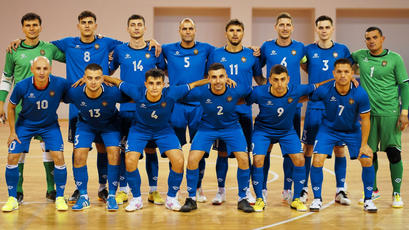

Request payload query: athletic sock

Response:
[167,169,183,197]
[292,165,306,199]
[186,168,199,198]
[362,166,375,199]
[216,156,228,188]
[237,168,250,199]
[44,161,55,192]
[197,157,206,189]
[17,163,24,193]
[73,165,88,195]
[252,166,264,199]
[126,169,141,198]
[390,161,403,194]
[262,152,270,190]
[54,165,67,197]
[335,156,347,189]
[304,156,312,188]
[373,155,378,191]
[283,156,293,190]
[108,164,120,196]
[146,153,159,187]
[6,165,19,198]
[310,166,323,199]
[97,152,108,185]
[119,150,127,188]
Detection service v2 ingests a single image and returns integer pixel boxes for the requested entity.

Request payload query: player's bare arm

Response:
[7,102,20,145]
[359,112,372,158]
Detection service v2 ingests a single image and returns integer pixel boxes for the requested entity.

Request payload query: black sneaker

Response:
[98,188,108,202]
[180,198,197,212]
[17,192,24,204]
[238,199,254,213]
[46,190,56,202]
[68,189,80,204]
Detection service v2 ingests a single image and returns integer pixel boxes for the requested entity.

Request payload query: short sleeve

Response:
[357,88,371,114]
[9,83,23,105]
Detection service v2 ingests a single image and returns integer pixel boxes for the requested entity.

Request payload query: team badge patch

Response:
[102,101,108,106]
[333,52,338,58]
[291,50,296,56]
[194,49,199,55]
[40,49,45,55]
[227,96,233,102]
[349,98,355,105]
[49,91,55,97]
[145,53,151,59]
[241,57,246,63]
[95,44,100,49]
[161,102,167,107]
[382,60,387,67]
[288,97,294,103]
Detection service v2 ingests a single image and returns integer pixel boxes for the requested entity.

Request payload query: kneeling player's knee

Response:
[386,147,401,164]
[312,154,326,167]
[290,154,305,167]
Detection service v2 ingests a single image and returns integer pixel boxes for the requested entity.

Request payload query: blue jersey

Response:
[63,84,128,127]
[119,82,190,131]
[247,84,315,131]
[311,82,371,132]
[260,40,305,86]
[305,42,352,109]
[110,43,166,111]
[51,36,122,119]
[9,75,70,128]
[185,85,251,129]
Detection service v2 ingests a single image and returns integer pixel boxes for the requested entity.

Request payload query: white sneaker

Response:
[282,189,293,204]
[335,191,351,205]
[392,192,404,208]
[125,197,143,212]
[309,198,322,212]
[165,197,181,211]
[299,189,308,204]
[246,188,256,205]
[212,190,226,205]
[364,199,377,213]
[262,189,268,205]
[196,188,207,203]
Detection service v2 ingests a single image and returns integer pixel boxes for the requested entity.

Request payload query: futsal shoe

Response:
[72,195,91,211]
[115,191,129,205]
[246,188,256,205]
[358,190,380,205]
[282,189,293,204]
[106,195,119,211]
[125,197,143,212]
[68,189,80,204]
[46,190,57,202]
[290,198,307,212]
[252,198,265,212]
[238,199,254,213]
[165,197,182,211]
[363,199,377,213]
[392,192,404,208]
[335,191,351,205]
[148,191,165,205]
[262,189,268,205]
[2,197,19,212]
[98,188,108,202]
[196,188,207,203]
[212,190,226,205]
[299,189,308,204]
[180,198,197,212]
[55,197,68,211]
[309,198,322,212]
[17,192,24,204]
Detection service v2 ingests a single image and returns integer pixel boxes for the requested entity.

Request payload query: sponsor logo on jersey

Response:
[75,45,81,49]
[205,98,212,104]
[330,96,337,102]
[312,53,319,58]
[145,53,151,59]
[270,50,277,55]
[175,51,180,56]
[28,93,35,98]
[80,101,87,107]
[363,57,369,62]
[40,49,45,55]
[333,52,338,58]
[49,91,55,97]
[220,57,227,62]
[382,60,387,67]
[95,44,100,49]
[102,101,108,106]
[349,98,355,105]
[241,57,247,63]
[288,97,293,103]
[194,49,199,55]
[161,101,167,107]
[140,103,146,108]
[20,54,27,59]
[226,96,233,102]
[124,54,131,59]
[267,100,273,105]
[291,50,297,56]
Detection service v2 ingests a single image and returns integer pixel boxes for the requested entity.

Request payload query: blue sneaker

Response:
[106,195,118,211]
[72,195,91,211]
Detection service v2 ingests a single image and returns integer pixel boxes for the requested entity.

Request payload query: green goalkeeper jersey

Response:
[352,49,409,116]
[0,40,65,101]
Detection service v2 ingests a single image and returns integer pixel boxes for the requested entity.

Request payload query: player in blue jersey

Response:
[109,14,166,206]
[308,59,377,213]
[162,18,216,202]
[103,68,209,211]
[63,63,129,211]
[259,12,306,203]
[300,15,353,204]
[207,19,265,205]
[179,63,255,213]
[2,57,69,212]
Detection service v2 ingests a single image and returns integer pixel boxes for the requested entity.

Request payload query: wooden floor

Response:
[0,120,408,230]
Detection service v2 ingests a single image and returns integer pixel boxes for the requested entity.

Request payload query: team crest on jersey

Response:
[161,101,167,107]
[349,98,355,105]
[194,49,199,55]
[95,43,100,49]
[145,53,151,59]
[49,91,55,97]
[241,57,247,63]
[333,52,338,58]
[226,96,233,102]
[291,50,297,56]
[288,97,294,103]
[102,101,108,107]
[40,49,45,55]
[382,60,387,67]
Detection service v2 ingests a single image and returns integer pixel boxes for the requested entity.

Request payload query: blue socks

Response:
[283,156,293,190]
[335,156,347,189]
[5,165,19,198]
[216,156,228,188]
[126,169,141,197]
[146,153,159,187]
[292,165,306,199]
[263,152,270,190]
[362,166,375,200]
[310,166,323,199]
[237,168,250,199]
[108,164,120,196]
[252,166,264,199]
[197,157,206,189]
[167,169,183,197]
[304,156,312,188]
[119,151,127,188]
[54,165,67,197]
[97,152,108,185]
[186,168,199,198]
[73,165,88,195]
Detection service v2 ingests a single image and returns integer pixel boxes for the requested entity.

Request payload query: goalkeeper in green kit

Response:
[352,26,409,208]
[0,13,65,203]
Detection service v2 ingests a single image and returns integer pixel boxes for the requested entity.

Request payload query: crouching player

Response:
[104,68,209,211]
[2,56,68,212]
[308,58,377,213]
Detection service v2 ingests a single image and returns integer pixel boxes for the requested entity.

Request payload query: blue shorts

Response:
[313,125,361,160]
[302,107,344,146]
[74,120,121,149]
[126,125,181,156]
[9,123,64,153]
[119,111,156,149]
[252,128,303,156]
[192,127,247,156]
[170,103,203,146]
[68,117,103,144]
